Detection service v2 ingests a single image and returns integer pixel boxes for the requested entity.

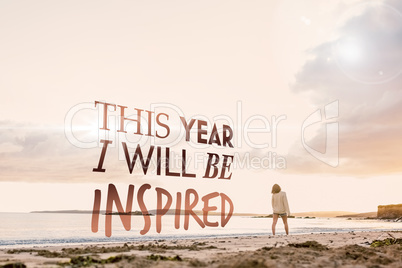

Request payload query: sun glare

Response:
[336,37,363,62]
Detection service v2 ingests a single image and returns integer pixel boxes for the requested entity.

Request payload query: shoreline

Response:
[1,227,401,250]
[1,214,401,251]
[1,230,401,267]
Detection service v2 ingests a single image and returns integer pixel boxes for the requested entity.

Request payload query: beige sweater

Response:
[271,191,290,216]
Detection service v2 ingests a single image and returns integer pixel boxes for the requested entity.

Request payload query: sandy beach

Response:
[0,231,401,267]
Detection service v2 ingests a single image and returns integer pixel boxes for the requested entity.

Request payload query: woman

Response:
[271,184,290,235]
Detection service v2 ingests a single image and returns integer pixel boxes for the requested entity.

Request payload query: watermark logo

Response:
[64,100,340,170]
[301,100,339,167]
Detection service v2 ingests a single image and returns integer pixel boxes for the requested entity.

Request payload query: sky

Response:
[0,0,401,214]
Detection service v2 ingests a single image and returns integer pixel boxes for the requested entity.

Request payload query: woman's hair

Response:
[271,184,281,194]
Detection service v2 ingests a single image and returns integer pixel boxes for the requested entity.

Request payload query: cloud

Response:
[288,0,402,175]
[0,119,239,182]
[0,121,151,182]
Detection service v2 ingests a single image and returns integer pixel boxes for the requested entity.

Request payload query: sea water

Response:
[0,213,401,248]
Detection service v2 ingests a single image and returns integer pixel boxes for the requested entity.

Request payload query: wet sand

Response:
[0,231,401,267]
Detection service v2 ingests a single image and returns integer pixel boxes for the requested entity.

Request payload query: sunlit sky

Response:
[1,0,402,214]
